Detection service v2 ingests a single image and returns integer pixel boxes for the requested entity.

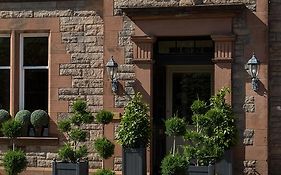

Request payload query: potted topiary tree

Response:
[15,110,31,136]
[0,109,11,136]
[184,87,237,175]
[1,119,28,175]
[116,93,151,175]
[53,100,94,175]
[161,116,188,175]
[30,110,49,136]
[93,110,115,175]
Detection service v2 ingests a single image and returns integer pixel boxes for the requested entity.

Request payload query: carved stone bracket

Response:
[211,35,235,63]
[131,36,155,64]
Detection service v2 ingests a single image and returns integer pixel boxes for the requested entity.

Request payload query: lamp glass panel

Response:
[251,64,258,78]
[107,66,114,79]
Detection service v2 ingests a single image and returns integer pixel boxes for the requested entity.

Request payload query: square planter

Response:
[122,147,146,175]
[52,160,88,175]
[188,165,215,175]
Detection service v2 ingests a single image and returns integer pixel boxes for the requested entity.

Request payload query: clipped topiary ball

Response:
[161,153,188,175]
[72,100,87,113]
[93,137,115,159]
[93,169,115,175]
[15,110,31,126]
[165,117,186,137]
[0,109,11,123]
[1,120,23,138]
[96,110,114,125]
[3,149,28,175]
[30,110,49,128]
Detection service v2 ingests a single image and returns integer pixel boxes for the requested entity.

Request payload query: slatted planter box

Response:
[122,147,146,175]
[52,161,88,175]
[188,165,215,175]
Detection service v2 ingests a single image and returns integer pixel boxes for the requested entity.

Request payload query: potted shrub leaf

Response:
[184,87,237,175]
[93,109,115,174]
[160,116,188,175]
[15,110,31,136]
[30,110,49,136]
[116,93,151,175]
[2,119,28,175]
[53,100,94,175]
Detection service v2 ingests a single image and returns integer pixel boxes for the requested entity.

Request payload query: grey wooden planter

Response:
[52,160,88,175]
[123,147,146,175]
[188,165,215,175]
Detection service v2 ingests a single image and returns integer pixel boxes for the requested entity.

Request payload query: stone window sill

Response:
[0,137,59,146]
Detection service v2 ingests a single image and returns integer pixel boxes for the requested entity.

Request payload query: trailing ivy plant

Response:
[184,87,238,166]
[58,100,94,163]
[116,93,151,148]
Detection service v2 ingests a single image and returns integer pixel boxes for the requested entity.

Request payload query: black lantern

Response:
[245,53,260,91]
[106,56,118,93]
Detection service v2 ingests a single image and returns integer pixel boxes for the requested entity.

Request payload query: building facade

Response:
[0,0,279,174]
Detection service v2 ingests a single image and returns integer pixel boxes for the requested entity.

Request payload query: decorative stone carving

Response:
[243,96,255,113]
[132,36,155,63]
[243,160,257,175]
[243,129,254,145]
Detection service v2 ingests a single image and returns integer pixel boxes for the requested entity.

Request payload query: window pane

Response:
[0,37,10,66]
[24,37,48,66]
[172,73,211,123]
[0,70,10,110]
[24,69,48,111]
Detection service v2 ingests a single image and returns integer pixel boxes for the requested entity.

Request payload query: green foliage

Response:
[58,144,76,162]
[15,110,31,126]
[96,110,114,125]
[1,120,23,139]
[0,109,11,123]
[58,119,71,133]
[93,169,115,175]
[69,128,87,142]
[165,116,186,137]
[58,100,93,162]
[58,144,88,163]
[116,93,151,148]
[3,149,28,175]
[183,87,237,166]
[72,100,87,113]
[93,138,115,159]
[161,153,188,175]
[30,110,49,128]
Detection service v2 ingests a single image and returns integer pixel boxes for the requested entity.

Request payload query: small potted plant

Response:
[184,88,237,175]
[116,93,151,175]
[30,110,49,136]
[53,100,94,175]
[93,109,115,175]
[15,110,31,136]
[161,116,188,175]
[1,119,28,175]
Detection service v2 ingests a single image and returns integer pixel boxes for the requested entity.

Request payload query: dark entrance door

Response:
[152,37,214,174]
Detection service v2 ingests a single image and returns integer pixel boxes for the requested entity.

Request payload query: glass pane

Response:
[0,70,10,110]
[24,37,48,66]
[0,37,10,66]
[24,69,48,111]
[172,73,211,123]
[158,41,176,54]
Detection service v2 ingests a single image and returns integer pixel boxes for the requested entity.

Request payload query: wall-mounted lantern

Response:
[245,53,260,92]
[106,56,118,93]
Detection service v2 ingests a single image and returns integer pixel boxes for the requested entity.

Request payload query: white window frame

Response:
[0,34,11,70]
[0,34,11,110]
[19,33,49,110]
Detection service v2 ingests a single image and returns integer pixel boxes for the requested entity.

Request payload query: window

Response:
[0,33,49,113]
[20,34,49,112]
[0,35,10,111]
